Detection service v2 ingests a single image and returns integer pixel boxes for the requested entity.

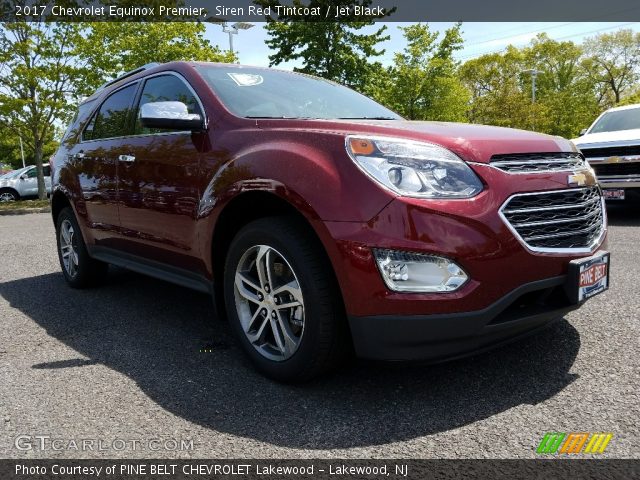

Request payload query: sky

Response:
[203,21,640,68]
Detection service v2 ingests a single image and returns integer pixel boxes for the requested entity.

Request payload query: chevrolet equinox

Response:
[52,62,610,381]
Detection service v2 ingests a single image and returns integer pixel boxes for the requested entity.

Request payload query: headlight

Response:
[346,136,483,198]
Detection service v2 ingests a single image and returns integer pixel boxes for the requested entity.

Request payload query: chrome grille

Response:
[500,187,605,252]
[491,152,585,173]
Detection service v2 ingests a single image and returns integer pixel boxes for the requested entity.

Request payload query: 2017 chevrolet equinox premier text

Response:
[51,62,610,381]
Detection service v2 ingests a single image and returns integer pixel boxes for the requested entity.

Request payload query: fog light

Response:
[373,249,468,293]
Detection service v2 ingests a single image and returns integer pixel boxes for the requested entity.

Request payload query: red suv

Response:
[52,62,609,381]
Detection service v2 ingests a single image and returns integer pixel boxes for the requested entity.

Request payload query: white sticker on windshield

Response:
[227,73,264,87]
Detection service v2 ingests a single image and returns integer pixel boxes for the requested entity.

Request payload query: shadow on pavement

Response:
[0,270,580,449]
[605,199,640,227]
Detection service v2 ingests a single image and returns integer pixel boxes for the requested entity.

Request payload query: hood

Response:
[572,128,640,147]
[258,119,576,164]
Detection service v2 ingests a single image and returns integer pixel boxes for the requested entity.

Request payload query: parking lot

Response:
[0,206,638,459]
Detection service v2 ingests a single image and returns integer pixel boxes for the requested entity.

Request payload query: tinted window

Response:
[590,108,640,133]
[84,84,137,140]
[194,65,401,120]
[135,75,202,134]
[24,166,49,178]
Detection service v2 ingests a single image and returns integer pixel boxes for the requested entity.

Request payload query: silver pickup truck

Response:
[0,164,52,201]
[573,104,640,201]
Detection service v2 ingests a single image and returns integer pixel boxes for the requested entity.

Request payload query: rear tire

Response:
[223,216,349,382]
[55,207,108,288]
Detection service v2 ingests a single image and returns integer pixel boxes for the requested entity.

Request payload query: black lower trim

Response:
[88,246,212,295]
[348,276,581,361]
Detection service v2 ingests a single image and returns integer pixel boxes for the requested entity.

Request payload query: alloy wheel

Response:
[0,192,16,202]
[59,219,79,278]
[234,245,305,361]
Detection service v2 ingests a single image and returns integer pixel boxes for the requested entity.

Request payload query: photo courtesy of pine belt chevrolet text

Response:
[50,62,610,382]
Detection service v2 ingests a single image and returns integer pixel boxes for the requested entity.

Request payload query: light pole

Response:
[18,136,25,168]
[522,68,539,103]
[221,22,254,57]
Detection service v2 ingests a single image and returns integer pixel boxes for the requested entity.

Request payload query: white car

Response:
[573,103,640,201]
[0,164,52,202]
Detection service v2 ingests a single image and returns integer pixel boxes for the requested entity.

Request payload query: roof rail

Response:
[97,63,161,91]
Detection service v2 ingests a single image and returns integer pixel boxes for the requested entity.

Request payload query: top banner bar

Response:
[2,0,640,22]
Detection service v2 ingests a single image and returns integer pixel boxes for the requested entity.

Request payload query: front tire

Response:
[55,207,108,288]
[223,216,349,382]
[0,189,19,202]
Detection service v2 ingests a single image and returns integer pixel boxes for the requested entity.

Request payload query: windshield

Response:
[195,65,401,120]
[0,167,28,179]
[590,107,640,133]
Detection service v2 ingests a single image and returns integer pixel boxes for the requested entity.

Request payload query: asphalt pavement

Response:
[0,206,638,459]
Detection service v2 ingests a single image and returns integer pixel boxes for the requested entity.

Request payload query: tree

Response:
[374,23,468,121]
[75,23,235,91]
[583,29,640,104]
[255,0,391,89]
[460,47,536,130]
[0,21,233,198]
[0,23,87,198]
[521,34,602,137]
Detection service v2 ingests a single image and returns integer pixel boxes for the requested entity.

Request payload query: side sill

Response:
[88,246,212,295]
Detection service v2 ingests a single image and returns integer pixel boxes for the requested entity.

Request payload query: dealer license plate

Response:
[568,252,610,303]
[603,189,625,200]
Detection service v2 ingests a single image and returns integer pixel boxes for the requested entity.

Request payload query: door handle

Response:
[118,154,136,163]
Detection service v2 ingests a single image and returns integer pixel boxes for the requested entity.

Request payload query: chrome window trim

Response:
[79,70,207,144]
[498,187,607,255]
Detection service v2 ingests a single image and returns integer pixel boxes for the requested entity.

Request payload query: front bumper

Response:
[348,275,580,361]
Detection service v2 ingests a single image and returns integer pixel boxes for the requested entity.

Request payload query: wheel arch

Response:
[50,190,72,226]
[210,190,347,323]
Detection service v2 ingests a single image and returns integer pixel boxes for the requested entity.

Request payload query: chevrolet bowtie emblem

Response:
[567,173,587,187]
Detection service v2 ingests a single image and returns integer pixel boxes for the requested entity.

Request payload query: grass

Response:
[0,199,50,211]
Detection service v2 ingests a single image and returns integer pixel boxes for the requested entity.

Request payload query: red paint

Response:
[52,61,607,322]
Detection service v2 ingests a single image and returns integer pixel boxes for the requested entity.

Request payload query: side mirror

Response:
[579,128,587,136]
[19,174,27,180]
[140,101,204,131]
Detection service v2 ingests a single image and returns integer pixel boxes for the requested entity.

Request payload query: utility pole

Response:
[522,68,539,103]
[522,69,540,130]
[18,136,25,168]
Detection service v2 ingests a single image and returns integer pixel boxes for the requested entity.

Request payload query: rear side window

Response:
[84,83,138,141]
[135,75,202,135]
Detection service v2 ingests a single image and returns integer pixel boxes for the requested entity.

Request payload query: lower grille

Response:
[500,187,605,252]
[490,152,585,173]
[591,161,640,177]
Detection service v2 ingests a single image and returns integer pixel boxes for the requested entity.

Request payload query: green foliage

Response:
[0,23,86,197]
[75,23,235,91]
[0,21,232,196]
[460,34,623,137]
[583,29,640,104]
[373,23,468,121]
[256,0,391,89]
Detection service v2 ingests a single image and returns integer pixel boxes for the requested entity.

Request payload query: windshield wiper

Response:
[245,116,306,119]
[337,116,398,120]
